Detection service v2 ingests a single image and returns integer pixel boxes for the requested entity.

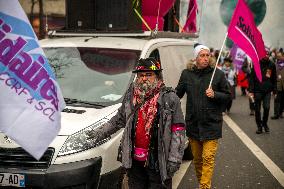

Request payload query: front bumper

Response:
[0,157,102,189]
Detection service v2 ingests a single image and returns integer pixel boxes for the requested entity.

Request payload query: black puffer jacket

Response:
[248,58,277,94]
[176,63,231,141]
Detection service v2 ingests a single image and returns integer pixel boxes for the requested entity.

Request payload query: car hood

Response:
[59,103,121,135]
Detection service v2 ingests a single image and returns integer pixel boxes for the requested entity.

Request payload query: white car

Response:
[0,31,195,189]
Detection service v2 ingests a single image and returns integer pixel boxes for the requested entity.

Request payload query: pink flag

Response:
[182,0,198,33]
[227,0,266,82]
[142,0,176,31]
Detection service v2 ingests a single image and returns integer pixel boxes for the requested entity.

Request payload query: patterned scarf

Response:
[133,79,164,135]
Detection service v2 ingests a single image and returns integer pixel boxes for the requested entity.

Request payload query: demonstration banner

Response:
[227,0,266,82]
[183,0,198,33]
[0,0,65,159]
[230,43,247,72]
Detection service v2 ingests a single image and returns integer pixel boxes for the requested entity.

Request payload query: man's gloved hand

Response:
[167,161,181,178]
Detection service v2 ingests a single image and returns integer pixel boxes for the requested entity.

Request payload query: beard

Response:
[134,78,158,101]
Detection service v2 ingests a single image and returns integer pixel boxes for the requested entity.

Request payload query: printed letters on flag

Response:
[230,44,247,72]
[182,0,198,33]
[0,0,65,159]
[227,0,266,82]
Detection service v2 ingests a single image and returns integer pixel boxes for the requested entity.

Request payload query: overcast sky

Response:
[181,0,284,49]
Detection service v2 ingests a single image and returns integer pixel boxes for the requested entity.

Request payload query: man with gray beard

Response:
[88,58,186,188]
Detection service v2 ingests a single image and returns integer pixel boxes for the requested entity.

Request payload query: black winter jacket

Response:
[248,58,277,94]
[176,64,231,141]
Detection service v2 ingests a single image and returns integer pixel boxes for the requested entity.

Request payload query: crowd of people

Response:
[87,44,283,189]
[209,47,284,134]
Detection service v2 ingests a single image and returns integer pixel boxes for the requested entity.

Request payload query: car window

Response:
[158,45,193,114]
[43,47,140,106]
[158,45,193,88]
[149,49,160,62]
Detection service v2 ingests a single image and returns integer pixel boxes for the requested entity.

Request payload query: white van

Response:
[0,31,195,189]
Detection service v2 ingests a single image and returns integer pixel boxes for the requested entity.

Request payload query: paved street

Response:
[174,88,284,189]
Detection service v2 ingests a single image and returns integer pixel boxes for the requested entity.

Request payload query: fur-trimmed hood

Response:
[186,57,216,71]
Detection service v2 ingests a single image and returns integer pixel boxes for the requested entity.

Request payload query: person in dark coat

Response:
[175,44,231,189]
[88,58,186,189]
[271,51,284,119]
[248,55,277,134]
[242,58,255,115]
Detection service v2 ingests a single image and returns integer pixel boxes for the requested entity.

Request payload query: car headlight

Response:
[58,118,111,156]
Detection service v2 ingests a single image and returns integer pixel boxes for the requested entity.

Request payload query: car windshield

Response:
[43,47,140,107]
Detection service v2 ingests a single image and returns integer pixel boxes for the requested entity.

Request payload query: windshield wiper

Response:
[64,98,106,108]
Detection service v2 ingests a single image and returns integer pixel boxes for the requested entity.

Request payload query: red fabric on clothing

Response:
[135,109,150,149]
[237,70,249,88]
[134,92,159,150]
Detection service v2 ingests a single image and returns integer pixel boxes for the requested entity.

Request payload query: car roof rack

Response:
[47,30,198,39]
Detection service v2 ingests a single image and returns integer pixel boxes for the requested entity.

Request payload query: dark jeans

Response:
[273,91,284,116]
[241,87,247,95]
[249,98,255,111]
[127,160,172,189]
[254,92,271,128]
[226,99,233,112]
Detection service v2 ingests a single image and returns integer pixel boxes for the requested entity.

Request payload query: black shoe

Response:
[256,128,263,134]
[262,122,270,133]
[264,127,270,133]
[263,125,270,133]
[271,115,279,120]
[250,110,255,116]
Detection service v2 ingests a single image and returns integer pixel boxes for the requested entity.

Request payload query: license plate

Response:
[0,173,25,187]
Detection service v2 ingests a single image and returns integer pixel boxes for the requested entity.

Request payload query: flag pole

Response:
[154,0,162,34]
[198,0,205,35]
[208,32,228,88]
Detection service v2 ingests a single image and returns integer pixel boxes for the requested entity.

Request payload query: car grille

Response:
[0,147,54,169]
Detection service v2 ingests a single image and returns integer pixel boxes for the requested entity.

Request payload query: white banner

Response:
[0,0,65,160]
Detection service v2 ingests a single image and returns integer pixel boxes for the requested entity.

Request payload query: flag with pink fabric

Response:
[182,0,198,33]
[141,0,176,31]
[227,0,266,82]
